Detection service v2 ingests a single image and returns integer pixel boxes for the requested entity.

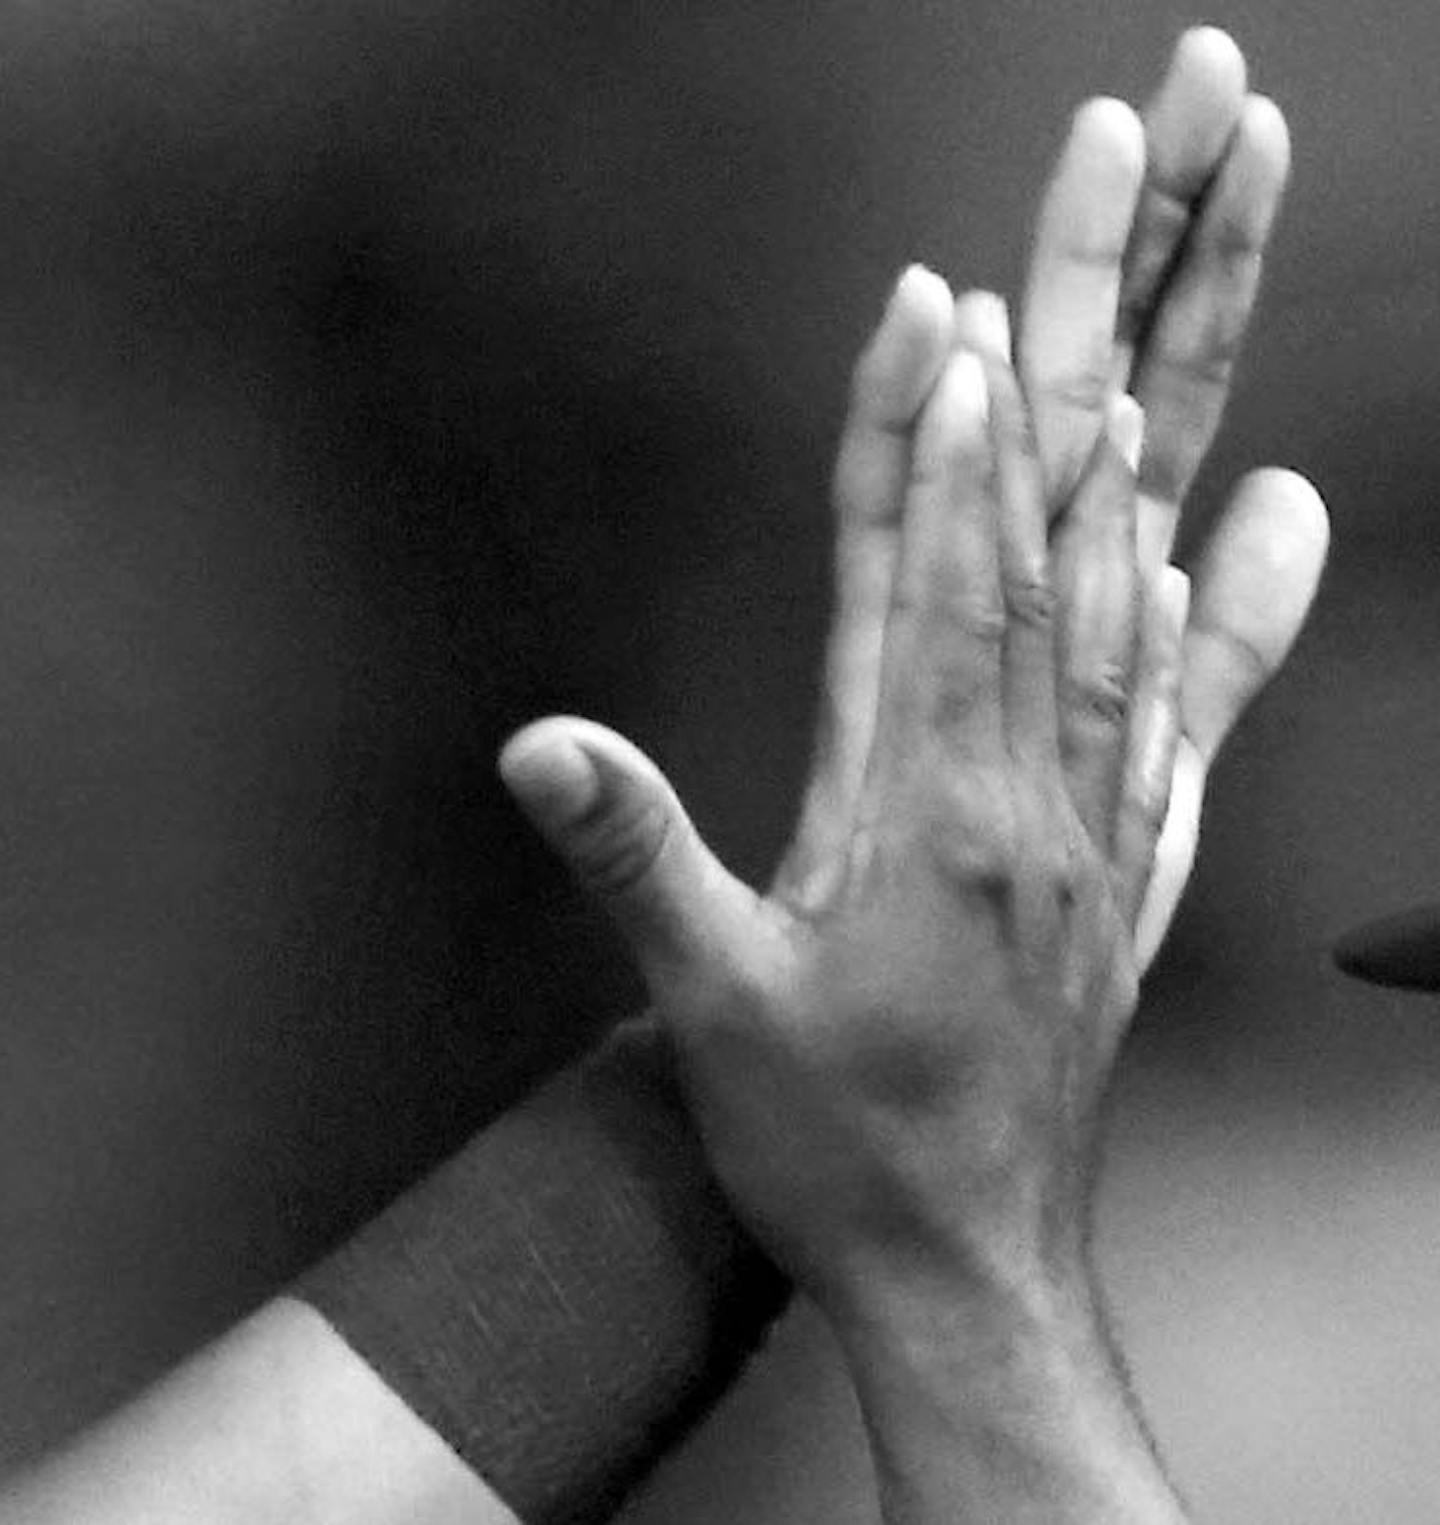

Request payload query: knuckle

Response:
[929,652,1003,734]
[1035,349,1113,418]
[1018,792,1084,909]
[889,587,1007,643]
[571,791,674,900]
[1004,572,1057,633]
[1065,664,1131,729]
[1190,612,1272,690]
[1149,321,1243,397]
[950,597,1008,644]
[1039,838,1081,907]
[892,587,1008,643]
[931,776,1017,895]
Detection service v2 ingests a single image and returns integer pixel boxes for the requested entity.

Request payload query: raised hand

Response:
[498,270,1182,1302]
[1019,27,1327,966]
[502,282,1194,1519]
[496,267,955,990]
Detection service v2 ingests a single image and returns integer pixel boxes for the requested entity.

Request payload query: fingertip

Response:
[892,263,955,324]
[1055,94,1147,208]
[499,719,601,828]
[853,265,956,421]
[1070,95,1147,181]
[882,264,957,361]
[1238,93,1292,177]
[1172,26,1247,101]
[952,289,1011,362]
[913,349,990,478]
[1074,93,1144,141]
[1230,466,1331,571]
[1143,28,1247,193]
[1245,463,1326,513]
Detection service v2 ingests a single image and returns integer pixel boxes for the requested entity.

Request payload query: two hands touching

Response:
[0,28,1329,1525]
[503,28,1328,1524]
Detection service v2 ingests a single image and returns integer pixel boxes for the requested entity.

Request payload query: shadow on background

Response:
[1,1,1440,1519]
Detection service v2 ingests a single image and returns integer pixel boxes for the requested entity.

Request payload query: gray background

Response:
[0,1,1438,1520]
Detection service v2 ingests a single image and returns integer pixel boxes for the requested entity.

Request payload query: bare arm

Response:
[839,1286,1186,1525]
[0,1299,511,1525]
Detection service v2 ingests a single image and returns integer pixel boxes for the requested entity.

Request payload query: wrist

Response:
[828,1250,1103,1404]
[815,1198,1096,1349]
[825,1263,1187,1525]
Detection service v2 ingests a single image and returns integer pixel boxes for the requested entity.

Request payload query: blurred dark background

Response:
[0,1,1438,1519]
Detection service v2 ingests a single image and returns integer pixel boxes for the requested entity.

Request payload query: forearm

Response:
[1,1022,787,1525]
[834,1270,1188,1525]
[0,1299,500,1525]
[295,1017,789,1523]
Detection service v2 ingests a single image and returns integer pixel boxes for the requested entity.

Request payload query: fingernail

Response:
[894,262,939,299]
[1176,26,1243,84]
[1159,565,1191,633]
[500,735,601,828]
[1108,394,1145,472]
[887,263,951,327]
[954,289,1011,361]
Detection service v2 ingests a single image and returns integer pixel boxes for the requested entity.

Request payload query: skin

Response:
[0,1300,508,1525]
[816,335,1192,1525]
[508,301,1194,1525]
[503,26,1327,1524]
[1017,29,1325,970]
[1,27,1327,1525]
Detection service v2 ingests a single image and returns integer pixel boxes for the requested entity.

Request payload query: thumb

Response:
[1182,467,1328,766]
[498,715,756,989]
[1133,468,1328,971]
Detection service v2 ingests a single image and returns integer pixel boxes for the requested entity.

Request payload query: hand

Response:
[499,273,1184,1317]
[496,28,1330,1292]
[495,36,1328,1520]
[1018,27,1328,966]
[771,29,1325,978]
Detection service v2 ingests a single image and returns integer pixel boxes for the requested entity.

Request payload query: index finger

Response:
[873,351,1004,768]
[955,294,1060,776]
[778,266,955,903]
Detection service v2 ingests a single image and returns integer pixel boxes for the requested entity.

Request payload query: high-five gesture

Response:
[499,27,1327,1524]
[503,275,1193,1519]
